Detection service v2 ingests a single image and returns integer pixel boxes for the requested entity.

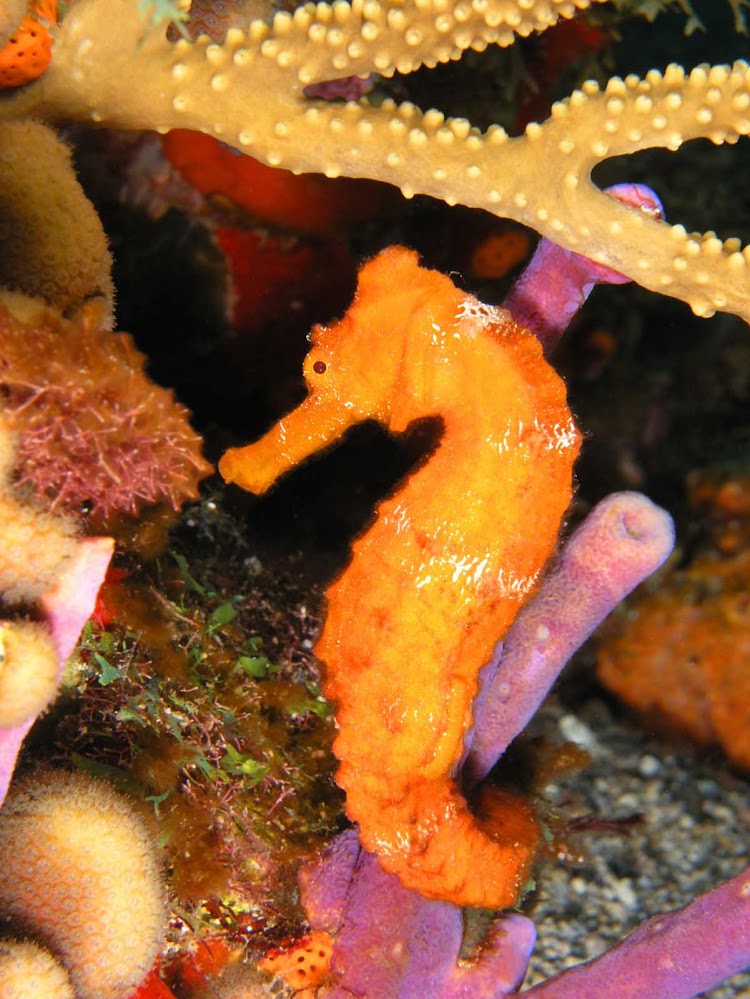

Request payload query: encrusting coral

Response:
[597,469,750,772]
[2,0,750,324]
[0,621,58,729]
[0,770,167,999]
[222,245,581,908]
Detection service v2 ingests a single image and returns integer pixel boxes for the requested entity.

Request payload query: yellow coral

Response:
[0,120,113,316]
[0,939,75,999]
[0,414,78,605]
[0,770,167,999]
[0,620,58,726]
[1,1,750,322]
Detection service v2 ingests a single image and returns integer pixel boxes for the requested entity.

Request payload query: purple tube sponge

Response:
[502,183,665,351]
[522,865,750,999]
[299,827,536,999]
[294,492,683,999]
[464,491,675,786]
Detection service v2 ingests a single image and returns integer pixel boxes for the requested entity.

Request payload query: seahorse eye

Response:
[313,360,327,374]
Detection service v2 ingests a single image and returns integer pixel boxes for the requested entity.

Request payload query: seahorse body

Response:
[220,246,580,907]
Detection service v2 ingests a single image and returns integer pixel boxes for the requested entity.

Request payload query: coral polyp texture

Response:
[221,245,580,908]
[0,770,166,999]
[0,621,58,728]
[0,290,212,520]
[2,0,750,323]
[0,120,113,316]
[0,939,75,999]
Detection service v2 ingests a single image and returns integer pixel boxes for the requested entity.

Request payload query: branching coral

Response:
[0,290,212,520]
[1,1,750,323]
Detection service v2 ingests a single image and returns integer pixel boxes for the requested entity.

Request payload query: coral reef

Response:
[0,769,166,999]
[0,1,747,995]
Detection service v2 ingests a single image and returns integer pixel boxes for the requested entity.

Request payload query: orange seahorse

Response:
[220,246,580,908]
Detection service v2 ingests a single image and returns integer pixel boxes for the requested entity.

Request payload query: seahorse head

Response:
[220,245,467,494]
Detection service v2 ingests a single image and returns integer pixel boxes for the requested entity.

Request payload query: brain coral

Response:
[0,291,212,520]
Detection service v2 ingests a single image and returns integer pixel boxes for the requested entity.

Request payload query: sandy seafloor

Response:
[520,690,750,997]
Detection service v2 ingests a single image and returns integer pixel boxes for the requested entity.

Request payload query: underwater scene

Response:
[0,0,748,996]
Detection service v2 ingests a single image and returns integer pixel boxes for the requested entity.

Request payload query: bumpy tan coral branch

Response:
[0,120,112,315]
[0,770,166,999]
[2,0,750,322]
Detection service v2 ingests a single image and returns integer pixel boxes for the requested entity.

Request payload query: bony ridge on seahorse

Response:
[220,245,580,908]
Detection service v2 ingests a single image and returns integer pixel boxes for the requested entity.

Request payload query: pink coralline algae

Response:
[0,295,212,520]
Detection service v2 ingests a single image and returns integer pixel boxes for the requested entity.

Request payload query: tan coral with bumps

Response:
[0,415,78,605]
[0,121,113,316]
[1,0,750,323]
[0,939,75,999]
[0,620,58,726]
[0,770,167,999]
